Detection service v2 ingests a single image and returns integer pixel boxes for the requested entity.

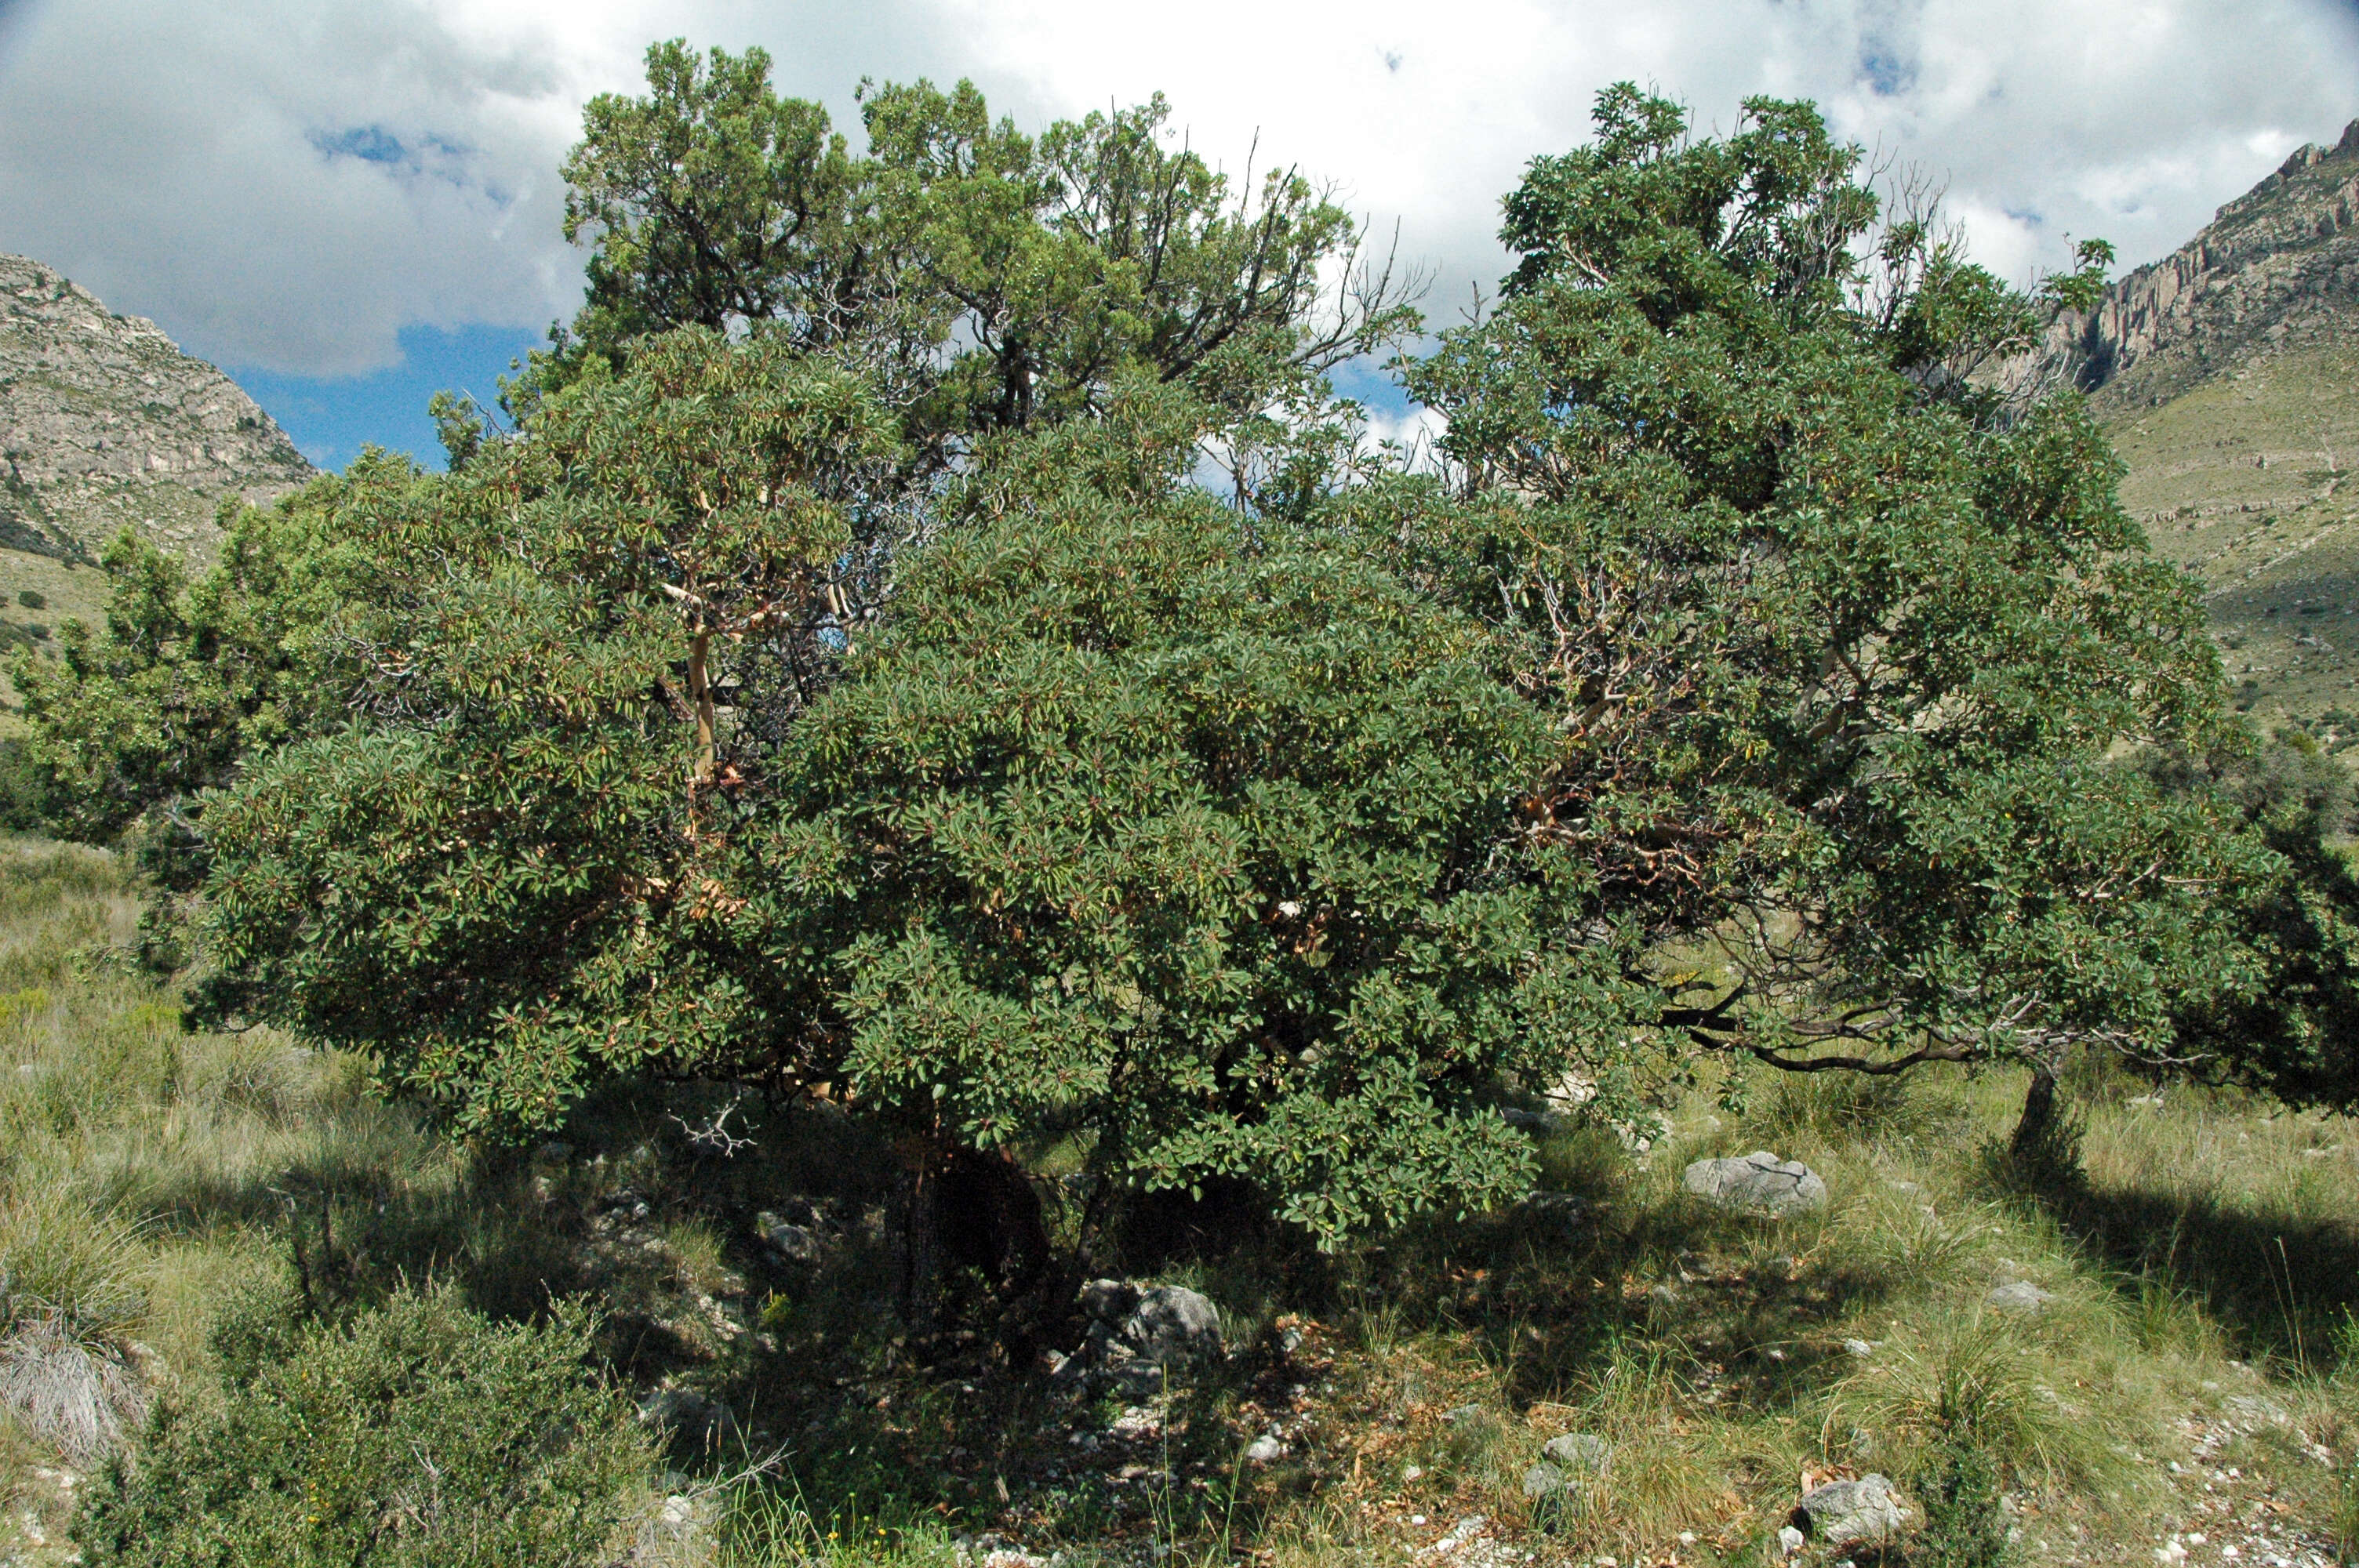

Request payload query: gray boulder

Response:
[1078,1278,1140,1321]
[1985,1280,2054,1314]
[1511,1192,1590,1234]
[1541,1432,1612,1475]
[1521,1461,1568,1497]
[754,1211,821,1262]
[1682,1151,1828,1216]
[1121,1285,1223,1365]
[1053,1279,1223,1392]
[1794,1474,1904,1546]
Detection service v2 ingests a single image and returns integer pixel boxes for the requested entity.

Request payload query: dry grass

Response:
[0,832,2352,1568]
[0,837,459,1564]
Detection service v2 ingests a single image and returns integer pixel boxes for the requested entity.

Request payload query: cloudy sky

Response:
[4,0,2357,466]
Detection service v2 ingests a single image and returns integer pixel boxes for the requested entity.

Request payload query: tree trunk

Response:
[2011,1062,2058,1159]
[892,1138,1052,1345]
[893,1139,943,1338]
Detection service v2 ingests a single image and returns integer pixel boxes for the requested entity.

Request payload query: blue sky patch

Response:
[1858,45,1917,98]
[235,321,547,471]
[311,125,411,165]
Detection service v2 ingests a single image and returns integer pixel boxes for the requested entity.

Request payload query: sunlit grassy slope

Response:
[2107,341,2359,743]
[0,839,2354,1567]
[0,548,106,733]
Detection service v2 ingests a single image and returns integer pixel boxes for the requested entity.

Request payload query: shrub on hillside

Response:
[75,1286,651,1568]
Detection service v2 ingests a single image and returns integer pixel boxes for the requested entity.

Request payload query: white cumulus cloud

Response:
[1,0,2354,378]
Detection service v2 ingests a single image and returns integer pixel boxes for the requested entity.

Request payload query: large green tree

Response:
[198,366,1619,1248]
[35,71,2359,1284]
[1383,86,2354,1134]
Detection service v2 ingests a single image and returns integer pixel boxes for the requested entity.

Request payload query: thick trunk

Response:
[2011,1063,2059,1158]
[893,1138,1052,1343]
[893,1146,943,1337]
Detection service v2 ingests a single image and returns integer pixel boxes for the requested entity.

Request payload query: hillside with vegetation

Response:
[1,43,2357,1568]
[0,253,314,720]
[2059,122,2359,741]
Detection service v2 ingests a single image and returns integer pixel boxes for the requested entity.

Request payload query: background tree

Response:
[543,42,1419,470]
[8,456,413,874]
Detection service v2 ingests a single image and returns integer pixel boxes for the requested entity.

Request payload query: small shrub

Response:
[1912,1421,2012,1567]
[75,1284,651,1567]
[1841,1318,2109,1492]
[2125,1270,2219,1360]
[0,1310,146,1465]
[1753,1068,1948,1144]
[15,591,43,611]
[1848,1198,1999,1290]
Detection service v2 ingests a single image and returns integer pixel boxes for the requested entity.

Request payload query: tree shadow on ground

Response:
[2045,1177,2359,1369]
[1360,1139,1921,1420]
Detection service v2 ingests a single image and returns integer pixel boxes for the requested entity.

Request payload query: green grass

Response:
[0,546,113,735]
[0,836,2353,1566]
[2105,341,2359,735]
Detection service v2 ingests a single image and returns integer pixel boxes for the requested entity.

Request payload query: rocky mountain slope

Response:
[2056,124,2359,737]
[0,252,311,566]
[2063,123,2359,410]
[0,252,314,699]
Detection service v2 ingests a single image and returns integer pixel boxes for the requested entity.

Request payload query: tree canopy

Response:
[1376,88,2346,1130]
[541,41,1419,467]
[23,74,2359,1257]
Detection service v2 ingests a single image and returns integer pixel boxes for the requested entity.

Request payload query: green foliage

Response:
[562,41,874,350]
[9,458,417,862]
[0,740,60,833]
[1383,85,2332,1106]
[198,369,1613,1238]
[1912,1423,2013,1568]
[58,68,2359,1254]
[752,388,1600,1237]
[543,42,1416,463]
[74,1286,649,1568]
[198,328,898,1131]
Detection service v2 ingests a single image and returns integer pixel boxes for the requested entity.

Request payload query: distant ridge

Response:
[2059,122,2359,409]
[0,252,313,564]
[2059,121,2359,738]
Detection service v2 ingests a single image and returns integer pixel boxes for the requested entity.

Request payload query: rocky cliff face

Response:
[0,252,313,563]
[2053,122,2359,740]
[2060,122,2359,408]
